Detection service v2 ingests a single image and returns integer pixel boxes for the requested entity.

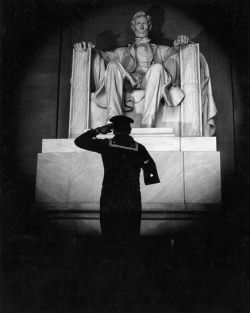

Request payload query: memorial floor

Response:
[2,215,250,313]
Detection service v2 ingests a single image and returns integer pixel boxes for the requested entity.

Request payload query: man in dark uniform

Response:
[74,116,160,241]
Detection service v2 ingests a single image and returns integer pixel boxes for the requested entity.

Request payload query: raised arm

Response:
[74,125,113,153]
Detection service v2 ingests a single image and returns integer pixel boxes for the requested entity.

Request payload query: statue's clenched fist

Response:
[74,41,95,52]
[173,35,190,47]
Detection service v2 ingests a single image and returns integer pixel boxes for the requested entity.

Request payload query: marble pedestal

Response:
[35,129,221,235]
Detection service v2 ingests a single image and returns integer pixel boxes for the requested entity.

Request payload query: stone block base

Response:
[35,133,221,235]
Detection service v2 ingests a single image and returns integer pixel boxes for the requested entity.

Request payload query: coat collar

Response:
[134,37,151,44]
[109,135,138,151]
[128,40,158,64]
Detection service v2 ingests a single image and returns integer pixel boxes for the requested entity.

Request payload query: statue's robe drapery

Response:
[92,43,179,108]
[91,43,217,136]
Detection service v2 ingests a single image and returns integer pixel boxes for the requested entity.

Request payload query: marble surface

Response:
[161,104,181,123]
[42,132,180,153]
[36,153,71,203]
[36,151,184,205]
[42,134,217,153]
[69,48,91,137]
[36,136,222,238]
[70,43,208,136]
[42,139,82,153]
[180,44,202,136]
[132,136,179,151]
[69,151,103,202]
[36,150,221,206]
[89,94,107,128]
[42,137,180,152]
[181,137,216,151]
[140,152,184,205]
[131,128,174,134]
[184,151,221,203]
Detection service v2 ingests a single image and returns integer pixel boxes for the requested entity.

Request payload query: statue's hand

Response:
[74,41,95,52]
[173,35,189,47]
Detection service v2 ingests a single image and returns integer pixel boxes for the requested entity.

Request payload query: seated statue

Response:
[72,11,217,136]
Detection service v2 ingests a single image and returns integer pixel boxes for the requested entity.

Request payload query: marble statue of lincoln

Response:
[74,11,190,127]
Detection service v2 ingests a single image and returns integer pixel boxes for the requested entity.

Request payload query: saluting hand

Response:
[95,124,113,135]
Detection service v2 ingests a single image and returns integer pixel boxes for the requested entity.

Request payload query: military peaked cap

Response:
[110,115,134,126]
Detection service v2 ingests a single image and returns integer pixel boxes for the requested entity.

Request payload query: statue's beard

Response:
[134,30,149,38]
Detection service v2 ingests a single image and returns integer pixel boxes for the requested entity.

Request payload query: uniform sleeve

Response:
[74,129,106,154]
[140,145,160,185]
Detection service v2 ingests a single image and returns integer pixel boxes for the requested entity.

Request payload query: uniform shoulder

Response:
[137,142,147,151]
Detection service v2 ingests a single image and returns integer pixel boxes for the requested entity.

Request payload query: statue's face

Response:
[133,16,149,38]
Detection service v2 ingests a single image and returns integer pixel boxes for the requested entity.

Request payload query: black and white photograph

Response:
[1,0,250,312]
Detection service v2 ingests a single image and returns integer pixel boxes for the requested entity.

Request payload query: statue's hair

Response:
[130,11,152,32]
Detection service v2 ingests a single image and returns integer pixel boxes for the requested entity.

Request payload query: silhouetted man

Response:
[74,116,160,241]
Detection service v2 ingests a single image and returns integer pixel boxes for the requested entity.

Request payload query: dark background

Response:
[1,0,250,312]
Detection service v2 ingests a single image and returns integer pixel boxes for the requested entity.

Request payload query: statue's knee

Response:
[107,61,120,71]
[150,63,164,72]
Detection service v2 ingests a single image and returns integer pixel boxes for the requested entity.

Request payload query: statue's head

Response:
[131,11,152,38]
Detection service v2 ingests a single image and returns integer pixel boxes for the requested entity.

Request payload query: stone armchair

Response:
[68,43,217,138]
